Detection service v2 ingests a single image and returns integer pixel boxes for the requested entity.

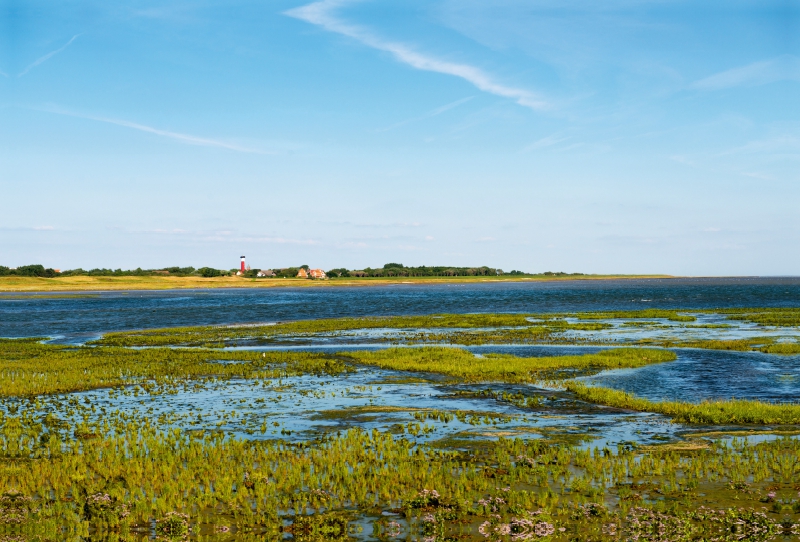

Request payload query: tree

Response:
[197,267,222,278]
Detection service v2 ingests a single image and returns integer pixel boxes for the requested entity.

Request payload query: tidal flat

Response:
[2,301,800,541]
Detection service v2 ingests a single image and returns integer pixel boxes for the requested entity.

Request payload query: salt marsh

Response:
[3,282,800,540]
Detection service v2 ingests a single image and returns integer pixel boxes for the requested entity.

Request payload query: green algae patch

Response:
[566,382,800,425]
[345,346,677,383]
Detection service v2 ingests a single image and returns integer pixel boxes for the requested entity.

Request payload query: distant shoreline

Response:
[0,274,676,293]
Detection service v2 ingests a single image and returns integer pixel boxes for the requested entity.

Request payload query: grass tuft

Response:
[565,382,800,424]
[345,347,676,383]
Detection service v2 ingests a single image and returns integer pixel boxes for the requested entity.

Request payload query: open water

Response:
[3,278,800,447]
[2,277,800,338]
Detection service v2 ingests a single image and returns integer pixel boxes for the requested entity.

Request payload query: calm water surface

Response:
[580,348,800,403]
[2,277,800,338]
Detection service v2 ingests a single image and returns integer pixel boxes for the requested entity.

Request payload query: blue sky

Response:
[1,0,798,274]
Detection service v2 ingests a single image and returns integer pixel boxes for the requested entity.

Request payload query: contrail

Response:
[19,34,81,77]
[39,106,274,154]
[286,0,548,111]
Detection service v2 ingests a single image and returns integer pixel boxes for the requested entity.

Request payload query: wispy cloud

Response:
[0,70,7,77]
[377,96,473,132]
[285,0,548,110]
[717,136,800,156]
[19,34,81,77]
[521,133,570,153]
[241,236,320,245]
[40,106,273,154]
[691,55,800,91]
[136,228,318,245]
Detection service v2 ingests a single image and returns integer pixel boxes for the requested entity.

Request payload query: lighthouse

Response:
[240,256,246,273]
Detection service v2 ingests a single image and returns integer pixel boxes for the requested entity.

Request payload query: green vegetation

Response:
[715,307,800,327]
[575,309,696,322]
[197,266,224,277]
[0,262,555,280]
[0,338,672,396]
[641,338,800,355]
[325,263,505,278]
[58,265,231,277]
[759,342,800,354]
[0,338,347,397]
[325,263,598,278]
[3,413,799,540]
[89,308,800,354]
[0,273,675,293]
[656,339,760,352]
[0,264,59,278]
[345,347,676,383]
[566,382,800,425]
[92,313,548,347]
[4,307,800,540]
[0,264,236,278]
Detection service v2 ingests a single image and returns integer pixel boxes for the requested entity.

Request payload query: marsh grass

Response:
[565,382,800,424]
[3,413,798,539]
[5,310,800,540]
[715,307,800,327]
[659,339,760,351]
[3,316,800,539]
[574,309,696,322]
[759,342,800,355]
[645,337,800,355]
[88,309,800,356]
[0,339,348,397]
[345,347,676,383]
[91,314,547,347]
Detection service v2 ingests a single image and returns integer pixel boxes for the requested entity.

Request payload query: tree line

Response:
[1,263,583,279]
[0,265,232,278]
[326,263,517,278]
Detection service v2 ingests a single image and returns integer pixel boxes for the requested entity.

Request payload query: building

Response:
[309,268,327,279]
[257,269,275,277]
[296,268,309,278]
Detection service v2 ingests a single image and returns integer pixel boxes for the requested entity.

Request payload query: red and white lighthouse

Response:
[240,256,246,273]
